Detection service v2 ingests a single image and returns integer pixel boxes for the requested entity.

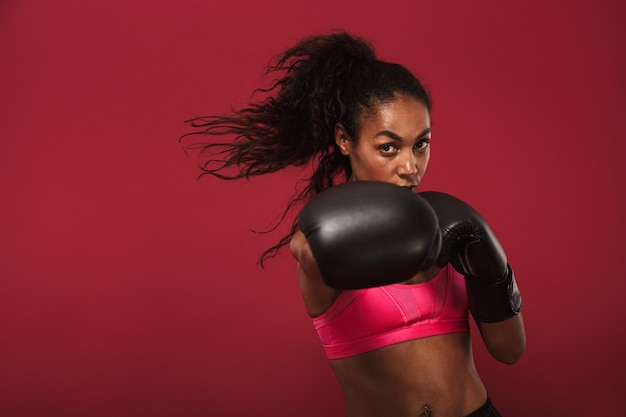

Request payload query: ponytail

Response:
[181,31,431,265]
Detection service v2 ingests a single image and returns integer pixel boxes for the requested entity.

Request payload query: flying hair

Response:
[180,31,432,265]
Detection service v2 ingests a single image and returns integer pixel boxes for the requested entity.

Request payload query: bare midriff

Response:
[329,333,487,417]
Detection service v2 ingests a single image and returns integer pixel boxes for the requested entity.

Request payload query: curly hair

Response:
[180,31,432,265]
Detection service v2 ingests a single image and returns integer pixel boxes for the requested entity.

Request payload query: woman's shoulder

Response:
[289,229,307,261]
[289,230,324,283]
[290,229,338,316]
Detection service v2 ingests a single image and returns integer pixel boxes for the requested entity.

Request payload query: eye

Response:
[413,139,430,152]
[379,144,398,154]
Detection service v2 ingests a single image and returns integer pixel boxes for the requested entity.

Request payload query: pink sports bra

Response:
[312,264,470,359]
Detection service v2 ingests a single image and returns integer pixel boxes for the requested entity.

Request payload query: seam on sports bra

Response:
[438,263,458,320]
[379,286,410,324]
[441,264,459,317]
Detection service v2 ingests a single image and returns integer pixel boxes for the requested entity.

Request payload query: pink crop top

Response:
[312,264,470,359]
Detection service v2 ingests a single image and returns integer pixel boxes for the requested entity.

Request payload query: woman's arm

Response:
[290,230,340,317]
[290,230,324,282]
[418,192,526,363]
[477,314,526,364]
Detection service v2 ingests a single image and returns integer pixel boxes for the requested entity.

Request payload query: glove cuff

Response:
[465,264,522,323]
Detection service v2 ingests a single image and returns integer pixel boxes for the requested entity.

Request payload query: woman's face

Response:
[336,95,431,192]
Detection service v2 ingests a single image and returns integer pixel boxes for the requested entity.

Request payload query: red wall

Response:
[1,1,624,416]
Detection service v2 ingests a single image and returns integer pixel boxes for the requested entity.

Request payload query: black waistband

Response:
[464,397,502,417]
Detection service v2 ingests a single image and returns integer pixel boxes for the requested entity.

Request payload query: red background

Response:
[1,1,624,416]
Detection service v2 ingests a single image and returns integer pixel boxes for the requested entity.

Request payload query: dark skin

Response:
[290,95,526,417]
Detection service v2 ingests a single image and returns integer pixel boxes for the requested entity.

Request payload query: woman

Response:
[182,32,526,417]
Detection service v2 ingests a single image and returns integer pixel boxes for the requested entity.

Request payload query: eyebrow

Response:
[374,127,431,142]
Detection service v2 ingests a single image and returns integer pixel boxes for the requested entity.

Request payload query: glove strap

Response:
[465,264,522,323]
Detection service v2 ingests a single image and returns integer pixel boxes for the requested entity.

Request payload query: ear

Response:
[334,123,351,156]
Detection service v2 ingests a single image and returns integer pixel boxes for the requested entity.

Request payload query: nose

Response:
[397,151,418,176]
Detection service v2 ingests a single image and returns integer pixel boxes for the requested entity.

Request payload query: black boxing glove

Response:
[419,191,522,323]
[298,181,441,289]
